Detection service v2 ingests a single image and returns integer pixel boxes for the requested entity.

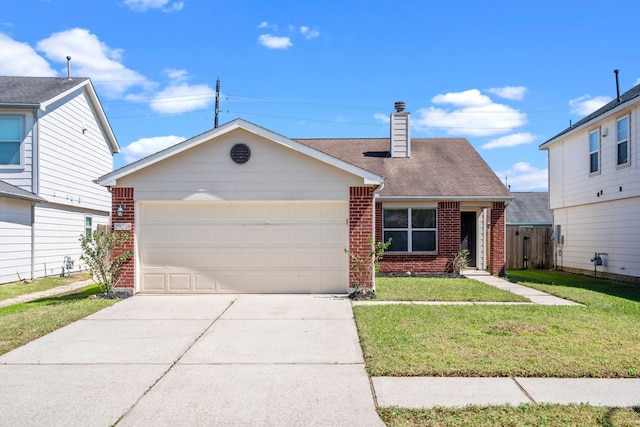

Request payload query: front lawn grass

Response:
[0,285,118,355]
[378,404,640,426]
[0,272,90,301]
[375,277,529,302]
[355,272,640,378]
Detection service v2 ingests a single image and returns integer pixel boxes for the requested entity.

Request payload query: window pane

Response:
[589,131,599,152]
[0,142,20,165]
[412,231,436,252]
[617,117,628,142]
[384,209,408,228]
[590,152,599,173]
[618,141,628,165]
[412,209,436,228]
[385,231,407,251]
[0,117,21,141]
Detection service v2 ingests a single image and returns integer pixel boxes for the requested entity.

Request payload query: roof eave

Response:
[0,103,41,109]
[377,195,513,202]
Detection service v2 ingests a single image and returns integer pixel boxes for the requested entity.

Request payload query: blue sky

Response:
[2,0,639,191]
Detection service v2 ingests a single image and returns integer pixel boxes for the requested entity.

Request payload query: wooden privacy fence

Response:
[506,226,553,270]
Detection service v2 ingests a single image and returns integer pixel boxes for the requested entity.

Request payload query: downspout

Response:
[30,107,40,279]
[371,179,386,290]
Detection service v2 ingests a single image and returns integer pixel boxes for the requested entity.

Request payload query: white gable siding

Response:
[0,198,32,283]
[32,203,108,278]
[38,90,113,212]
[0,109,34,190]
[118,128,363,201]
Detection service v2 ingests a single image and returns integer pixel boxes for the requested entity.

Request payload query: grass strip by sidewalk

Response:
[0,273,90,302]
[0,285,118,355]
[375,277,529,302]
[355,272,640,378]
[378,404,640,427]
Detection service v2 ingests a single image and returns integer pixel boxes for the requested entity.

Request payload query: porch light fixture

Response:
[117,205,125,217]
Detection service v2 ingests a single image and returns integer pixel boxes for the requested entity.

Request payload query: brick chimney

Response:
[390,101,410,158]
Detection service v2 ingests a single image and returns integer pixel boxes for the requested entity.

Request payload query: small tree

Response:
[345,236,391,296]
[80,231,133,294]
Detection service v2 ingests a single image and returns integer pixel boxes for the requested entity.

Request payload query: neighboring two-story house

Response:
[0,76,119,284]
[540,83,640,282]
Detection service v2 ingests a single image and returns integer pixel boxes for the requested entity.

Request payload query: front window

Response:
[0,116,23,166]
[589,129,599,174]
[616,116,629,166]
[383,208,436,252]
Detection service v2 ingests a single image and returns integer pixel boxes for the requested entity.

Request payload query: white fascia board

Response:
[378,195,513,202]
[98,118,384,187]
[40,79,120,154]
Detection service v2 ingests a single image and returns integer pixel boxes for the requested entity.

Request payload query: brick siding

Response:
[490,201,506,276]
[111,187,135,290]
[349,187,376,288]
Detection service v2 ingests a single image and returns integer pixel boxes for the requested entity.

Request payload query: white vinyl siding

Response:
[32,204,108,278]
[38,90,113,212]
[117,128,363,202]
[0,198,32,283]
[553,197,640,278]
[138,202,348,293]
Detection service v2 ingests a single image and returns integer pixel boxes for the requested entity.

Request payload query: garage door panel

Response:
[139,202,348,293]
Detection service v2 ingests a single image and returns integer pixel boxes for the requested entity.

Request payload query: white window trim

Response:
[383,207,437,254]
[616,115,630,168]
[588,128,600,175]
[0,114,25,169]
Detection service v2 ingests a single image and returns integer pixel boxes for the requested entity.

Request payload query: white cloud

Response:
[487,86,527,101]
[373,113,390,123]
[36,28,151,98]
[432,89,492,107]
[149,69,215,114]
[414,89,526,137]
[568,95,612,116]
[123,0,184,12]
[257,21,277,31]
[257,34,293,49]
[300,26,320,39]
[481,132,537,149]
[121,135,186,163]
[496,162,548,191]
[0,33,56,76]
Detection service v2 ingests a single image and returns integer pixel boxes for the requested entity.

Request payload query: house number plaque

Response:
[114,223,131,231]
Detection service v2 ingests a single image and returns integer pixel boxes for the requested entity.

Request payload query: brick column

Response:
[349,187,375,289]
[438,201,461,265]
[490,201,506,276]
[111,187,135,291]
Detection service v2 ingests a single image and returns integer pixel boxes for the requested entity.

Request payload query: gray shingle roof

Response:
[0,180,45,202]
[542,82,640,145]
[506,192,551,225]
[0,76,89,106]
[296,138,511,199]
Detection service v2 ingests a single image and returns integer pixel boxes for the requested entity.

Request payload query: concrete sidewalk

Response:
[0,279,94,308]
[0,294,383,426]
[372,376,640,408]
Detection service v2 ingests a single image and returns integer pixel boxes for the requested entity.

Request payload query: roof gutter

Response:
[378,195,513,202]
[0,103,41,109]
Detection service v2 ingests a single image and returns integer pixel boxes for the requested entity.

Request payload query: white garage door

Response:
[139,202,349,293]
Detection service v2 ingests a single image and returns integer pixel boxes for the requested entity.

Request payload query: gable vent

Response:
[390,101,410,158]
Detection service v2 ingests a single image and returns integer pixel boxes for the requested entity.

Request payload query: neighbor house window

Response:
[85,217,93,236]
[616,116,629,166]
[0,116,23,166]
[589,129,600,174]
[383,208,436,252]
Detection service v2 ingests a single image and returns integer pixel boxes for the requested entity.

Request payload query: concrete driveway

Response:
[0,294,383,426]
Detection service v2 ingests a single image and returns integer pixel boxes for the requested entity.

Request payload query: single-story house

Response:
[97,103,511,294]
